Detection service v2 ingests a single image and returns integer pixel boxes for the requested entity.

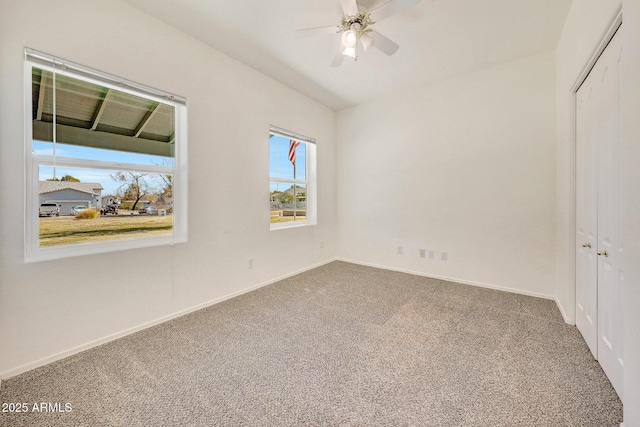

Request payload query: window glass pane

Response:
[269,182,307,224]
[38,165,173,247]
[32,67,175,159]
[269,134,305,180]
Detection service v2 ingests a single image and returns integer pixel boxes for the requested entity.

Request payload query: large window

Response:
[24,49,187,262]
[269,126,316,229]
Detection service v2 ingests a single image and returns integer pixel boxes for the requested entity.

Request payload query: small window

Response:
[24,49,188,262]
[269,126,316,229]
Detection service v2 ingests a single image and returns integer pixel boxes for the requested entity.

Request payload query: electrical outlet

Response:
[428,250,435,259]
[248,258,254,269]
[397,246,403,255]
[441,251,448,261]
[320,240,324,249]
[420,249,426,258]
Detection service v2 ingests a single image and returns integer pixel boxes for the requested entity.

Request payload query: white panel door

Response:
[576,72,598,358]
[595,31,624,399]
[575,29,623,400]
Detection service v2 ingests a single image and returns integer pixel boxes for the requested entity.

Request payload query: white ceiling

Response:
[123,0,573,111]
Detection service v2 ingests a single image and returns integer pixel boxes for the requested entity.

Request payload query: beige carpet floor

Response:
[0,261,623,426]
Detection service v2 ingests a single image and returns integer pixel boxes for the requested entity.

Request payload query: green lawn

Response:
[39,215,173,247]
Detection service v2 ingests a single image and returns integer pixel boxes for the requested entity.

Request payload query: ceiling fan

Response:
[296,0,421,66]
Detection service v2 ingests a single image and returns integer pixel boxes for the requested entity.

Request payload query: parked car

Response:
[100,204,119,215]
[39,203,60,217]
[70,205,89,215]
[139,206,158,215]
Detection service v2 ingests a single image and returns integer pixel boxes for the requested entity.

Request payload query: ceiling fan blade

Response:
[295,25,339,38]
[330,51,345,67]
[339,0,359,16]
[369,0,420,22]
[370,30,399,55]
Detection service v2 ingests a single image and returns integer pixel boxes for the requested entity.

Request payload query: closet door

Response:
[595,30,623,399]
[575,71,598,359]
[575,29,623,400]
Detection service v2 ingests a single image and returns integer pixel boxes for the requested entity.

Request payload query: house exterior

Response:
[38,181,104,215]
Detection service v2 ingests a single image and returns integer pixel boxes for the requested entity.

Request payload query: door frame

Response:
[571,9,623,324]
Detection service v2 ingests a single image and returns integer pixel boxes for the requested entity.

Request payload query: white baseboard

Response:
[555,296,575,325]
[1,258,336,380]
[336,257,556,300]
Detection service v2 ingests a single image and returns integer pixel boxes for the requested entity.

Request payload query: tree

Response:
[47,174,80,182]
[111,171,151,211]
[159,174,173,200]
[152,160,173,204]
[277,191,294,206]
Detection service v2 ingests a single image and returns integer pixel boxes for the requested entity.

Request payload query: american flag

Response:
[289,140,301,165]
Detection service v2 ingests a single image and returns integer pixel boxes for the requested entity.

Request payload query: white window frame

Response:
[269,126,317,230]
[24,49,188,262]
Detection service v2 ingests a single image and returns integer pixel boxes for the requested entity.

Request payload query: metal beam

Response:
[133,103,159,138]
[36,73,46,121]
[90,89,113,131]
[33,121,174,158]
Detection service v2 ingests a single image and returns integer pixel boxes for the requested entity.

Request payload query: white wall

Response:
[621,0,640,422]
[554,0,621,323]
[0,0,336,377]
[336,51,557,298]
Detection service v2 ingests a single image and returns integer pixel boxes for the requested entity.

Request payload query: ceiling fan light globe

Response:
[342,46,357,58]
[360,33,375,51]
[342,30,358,47]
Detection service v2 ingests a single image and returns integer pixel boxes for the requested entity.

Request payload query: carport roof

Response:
[31,68,175,158]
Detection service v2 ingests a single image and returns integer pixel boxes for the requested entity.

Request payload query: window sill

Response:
[25,234,186,263]
[270,220,316,231]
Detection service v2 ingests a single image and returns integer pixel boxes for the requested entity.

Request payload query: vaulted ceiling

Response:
[123,0,573,110]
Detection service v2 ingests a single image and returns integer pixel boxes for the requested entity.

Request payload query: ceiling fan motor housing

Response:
[339,11,373,37]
